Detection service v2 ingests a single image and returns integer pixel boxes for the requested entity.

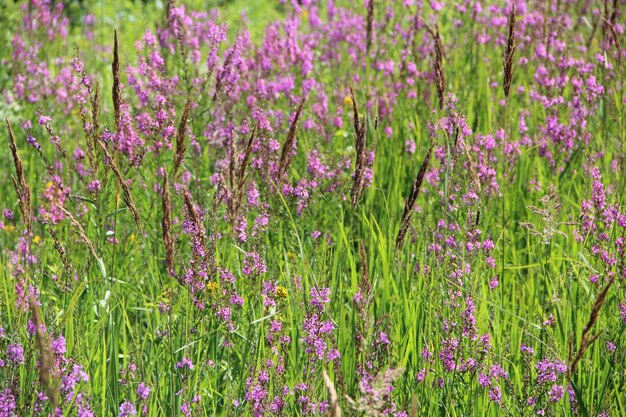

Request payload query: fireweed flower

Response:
[87,180,101,194]
[137,382,151,400]
[3,209,14,221]
[378,331,391,345]
[489,276,499,289]
[404,140,416,154]
[118,401,137,417]
[619,303,626,324]
[520,343,535,356]
[310,287,331,309]
[535,359,567,384]
[51,335,66,356]
[26,134,41,151]
[550,385,565,402]
[301,287,340,365]
[6,343,24,365]
[488,386,502,403]
[0,389,17,416]
[243,252,266,275]
[176,357,194,370]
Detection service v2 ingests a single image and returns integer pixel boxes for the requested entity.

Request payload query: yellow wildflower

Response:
[343,95,354,108]
[207,282,218,293]
[4,225,15,233]
[33,235,42,245]
[275,286,288,298]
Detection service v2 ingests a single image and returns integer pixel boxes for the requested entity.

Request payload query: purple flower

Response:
[488,386,502,404]
[327,348,341,361]
[378,331,391,345]
[38,114,52,125]
[0,389,17,416]
[606,341,616,352]
[176,357,194,370]
[243,252,266,275]
[137,382,151,400]
[319,321,335,334]
[6,343,24,365]
[417,369,426,382]
[3,209,14,221]
[77,406,94,417]
[535,359,567,384]
[230,294,244,306]
[550,385,565,402]
[51,335,66,356]
[310,287,331,309]
[87,180,101,193]
[61,364,90,401]
[217,307,232,324]
[26,134,41,151]
[118,401,137,417]
[521,343,535,356]
[482,239,495,251]
[489,363,508,379]
[489,277,499,289]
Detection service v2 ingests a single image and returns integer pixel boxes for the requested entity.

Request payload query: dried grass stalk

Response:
[225,125,257,221]
[410,395,418,417]
[112,29,122,132]
[56,205,99,260]
[183,190,208,265]
[568,275,615,377]
[5,118,32,234]
[427,22,446,110]
[358,239,371,297]
[98,142,143,231]
[503,5,517,98]
[47,225,75,282]
[173,98,192,179]
[323,369,342,417]
[183,191,202,241]
[278,98,306,179]
[161,171,175,276]
[349,86,368,208]
[87,83,101,170]
[354,239,373,358]
[40,117,89,188]
[396,144,433,250]
[603,17,623,69]
[237,126,256,189]
[29,295,60,407]
[366,0,375,55]
[213,51,234,102]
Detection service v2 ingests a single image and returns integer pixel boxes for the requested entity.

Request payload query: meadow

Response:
[0,0,625,416]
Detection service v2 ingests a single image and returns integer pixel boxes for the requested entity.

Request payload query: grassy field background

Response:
[1,0,625,416]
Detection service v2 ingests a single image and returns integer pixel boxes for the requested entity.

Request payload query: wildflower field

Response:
[1,0,625,415]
